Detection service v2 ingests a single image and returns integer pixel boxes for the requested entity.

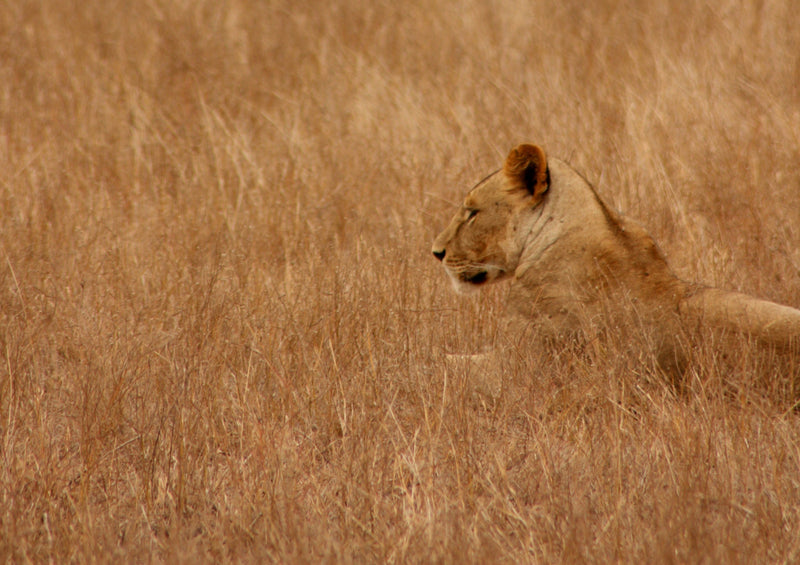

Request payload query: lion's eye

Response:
[467,209,479,222]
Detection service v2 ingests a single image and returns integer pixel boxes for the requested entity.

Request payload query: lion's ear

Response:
[504,144,549,199]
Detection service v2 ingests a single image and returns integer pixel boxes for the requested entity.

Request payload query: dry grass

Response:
[2,1,800,562]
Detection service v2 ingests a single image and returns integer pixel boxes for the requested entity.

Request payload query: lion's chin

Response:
[450,277,481,295]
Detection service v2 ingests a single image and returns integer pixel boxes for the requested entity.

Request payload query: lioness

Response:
[432,144,800,382]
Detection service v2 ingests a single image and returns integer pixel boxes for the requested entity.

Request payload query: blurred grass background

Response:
[2,1,800,562]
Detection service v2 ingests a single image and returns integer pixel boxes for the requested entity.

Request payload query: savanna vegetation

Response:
[2,1,800,562]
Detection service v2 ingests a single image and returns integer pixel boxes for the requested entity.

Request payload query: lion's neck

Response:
[514,159,609,275]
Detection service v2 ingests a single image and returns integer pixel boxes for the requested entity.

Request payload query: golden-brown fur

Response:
[432,144,800,377]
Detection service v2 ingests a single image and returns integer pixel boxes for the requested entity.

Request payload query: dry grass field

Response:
[2,1,800,562]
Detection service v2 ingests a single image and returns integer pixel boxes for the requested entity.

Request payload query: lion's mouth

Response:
[463,270,488,285]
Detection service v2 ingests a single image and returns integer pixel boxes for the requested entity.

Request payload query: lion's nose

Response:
[432,248,446,261]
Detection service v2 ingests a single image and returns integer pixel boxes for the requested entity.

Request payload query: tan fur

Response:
[432,144,800,377]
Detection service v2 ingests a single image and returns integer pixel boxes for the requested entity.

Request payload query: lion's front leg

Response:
[444,351,503,399]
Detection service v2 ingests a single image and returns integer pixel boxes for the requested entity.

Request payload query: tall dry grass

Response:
[2,0,800,562]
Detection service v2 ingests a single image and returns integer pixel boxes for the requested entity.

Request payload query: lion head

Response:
[431,144,550,293]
